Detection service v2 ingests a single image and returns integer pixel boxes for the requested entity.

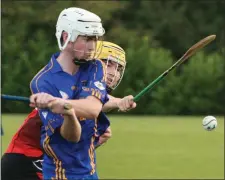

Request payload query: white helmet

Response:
[56,7,105,50]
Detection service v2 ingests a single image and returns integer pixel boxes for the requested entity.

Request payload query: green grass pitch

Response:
[1,114,224,179]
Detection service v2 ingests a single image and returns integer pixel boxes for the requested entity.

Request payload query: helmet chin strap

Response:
[106,86,112,93]
[72,49,92,65]
[73,58,89,65]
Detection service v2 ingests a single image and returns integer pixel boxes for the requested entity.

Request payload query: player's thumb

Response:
[29,94,37,103]
[131,102,137,109]
[47,101,54,110]
[29,103,35,108]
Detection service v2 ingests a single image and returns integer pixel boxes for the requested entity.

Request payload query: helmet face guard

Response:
[95,41,126,91]
[72,36,104,65]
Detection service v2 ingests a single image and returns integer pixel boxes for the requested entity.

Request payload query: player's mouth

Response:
[106,78,112,84]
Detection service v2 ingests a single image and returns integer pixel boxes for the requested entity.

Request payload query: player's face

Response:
[63,32,98,60]
[105,60,122,88]
[72,36,97,60]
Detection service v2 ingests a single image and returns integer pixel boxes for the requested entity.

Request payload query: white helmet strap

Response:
[57,32,72,51]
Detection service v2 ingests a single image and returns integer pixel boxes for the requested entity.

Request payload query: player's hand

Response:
[95,127,112,149]
[30,93,56,109]
[98,127,112,145]
[117,95,137,112]
[47,99,75,115]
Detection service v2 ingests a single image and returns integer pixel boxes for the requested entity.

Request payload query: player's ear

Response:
[62,31,68,44]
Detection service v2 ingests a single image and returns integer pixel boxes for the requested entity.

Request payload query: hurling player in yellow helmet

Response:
[96,41,126,92]
[96,40,136,112]
[94,41,136,148]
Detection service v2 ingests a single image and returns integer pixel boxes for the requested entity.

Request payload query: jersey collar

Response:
[50,52,63,73]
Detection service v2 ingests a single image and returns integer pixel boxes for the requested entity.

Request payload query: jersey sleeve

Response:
[31,79,53,94]
[80,60,109,104]
[30,77,63,137]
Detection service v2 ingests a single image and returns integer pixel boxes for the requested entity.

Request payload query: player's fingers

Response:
[105,127,111,134]
[123,95,133,110]
[121,99,125,108]
[128,95,134,106]
[125,102,136,111]
[120,95,135,112]
[120,101,127,112]
[30,94,37,104]
[46,94,55,103]
[29,103,36,108]
[47,100,56,110]
[42,93,52,103]
[118,107,125,112]
[98,135,110,144]
[47,101,52,108]
[48,101,59,113]
[37,94,46,108]
[45,94,55,104]
[103,129,112,138]
[36,93,46,108]
[36,93,48,108]
[124,98,131,110]
[34,95,42,108]
[48,99,66,114]
[119,98,130,112]
[39,93,54,108]
[128,95,134,100]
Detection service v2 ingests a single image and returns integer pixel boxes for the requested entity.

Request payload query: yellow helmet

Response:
[96,41,126,91]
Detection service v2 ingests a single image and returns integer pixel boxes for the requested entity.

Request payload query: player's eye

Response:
[87,36,98,41]
[81,36,97,42]
[101,59,107,64]
[117,65,123,72]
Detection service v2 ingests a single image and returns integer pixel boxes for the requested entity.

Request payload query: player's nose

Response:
[87,41,96,51]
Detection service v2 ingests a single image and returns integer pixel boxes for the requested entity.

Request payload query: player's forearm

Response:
[102,95,121,112]
[60,112,81,142]
[67,97,102,119]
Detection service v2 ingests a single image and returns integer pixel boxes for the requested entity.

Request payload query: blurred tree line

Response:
[2,1,225,115]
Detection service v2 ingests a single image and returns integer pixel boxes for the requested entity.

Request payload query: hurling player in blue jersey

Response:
[29,7,136,179]
[29,7,110,180]
[1,37,134,180]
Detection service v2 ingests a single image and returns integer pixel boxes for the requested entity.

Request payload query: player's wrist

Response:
[65,109,75,116]
[114,98,121,108]
[115,100,120,109]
